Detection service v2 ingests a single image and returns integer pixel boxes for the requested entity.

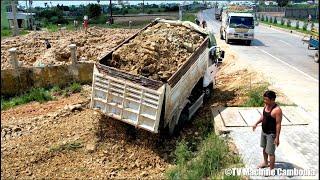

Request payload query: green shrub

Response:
[1,88,53,110]
[281,19,285,25]
[261,16,264,21]
[49,141,83,152]
[182,13,196,22]
[302,22,308,31]
[166,134,242,180]
[68,82,82,93]
[242,84,269,107]
[175,140,192,165]
[1,29,11,37]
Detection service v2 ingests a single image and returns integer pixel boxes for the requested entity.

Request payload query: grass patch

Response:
[242,83,269,107]
[96,20,151,29]
[1,82,83,110]
[166,133,243,180]
[260,20,312,36]
[1,88,53,110]
[182,12,196,22]
[45,24,59,32]
[49,141,83,152]
[1,28,30,38]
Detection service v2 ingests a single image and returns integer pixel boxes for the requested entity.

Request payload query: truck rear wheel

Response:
[225,34,230,44]
[220,32,224,40]
[168,105,190,136]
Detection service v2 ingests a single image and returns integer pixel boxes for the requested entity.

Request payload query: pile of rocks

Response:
[110,23,205,81]
[1,27,136,69]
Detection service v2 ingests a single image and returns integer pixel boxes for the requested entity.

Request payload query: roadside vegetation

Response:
[259,17,314,36]
[166,133,243,180]
[49,141,83,152]
[1,82,83,110]
[242,83,269,107]
[165,98,244,179]
[182,12,197,22]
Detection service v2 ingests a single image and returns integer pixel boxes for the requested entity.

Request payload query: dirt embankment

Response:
[1,33,292,179]
[1,27,136,69]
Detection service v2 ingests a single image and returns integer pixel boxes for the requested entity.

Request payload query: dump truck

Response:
[220,5,257,45]
[215,8,223,21]
[90,19,224,135]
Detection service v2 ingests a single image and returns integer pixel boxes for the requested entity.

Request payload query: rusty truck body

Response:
[90,19,224,134]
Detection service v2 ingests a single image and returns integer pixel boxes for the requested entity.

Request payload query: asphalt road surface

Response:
[199,8,319,80]
[198,8,319,121]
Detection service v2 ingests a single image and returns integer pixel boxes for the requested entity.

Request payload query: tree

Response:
[87,3,101,18]
[276,0,289,7]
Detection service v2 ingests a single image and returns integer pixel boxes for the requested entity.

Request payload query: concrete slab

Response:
[212,106,318,179]
[281,106,310,125]
[214,106,310,129]
[219,107,247,127]
[257,109,292,126]
[238,108,262,126]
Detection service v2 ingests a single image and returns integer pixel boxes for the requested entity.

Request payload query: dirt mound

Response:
[1,27,137,69]
[109,23,205,81]
[1,88,175,179]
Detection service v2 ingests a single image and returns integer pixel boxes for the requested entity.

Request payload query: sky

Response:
[17,1,192,7]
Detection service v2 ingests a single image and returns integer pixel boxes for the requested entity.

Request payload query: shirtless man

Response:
[253,90,282,170]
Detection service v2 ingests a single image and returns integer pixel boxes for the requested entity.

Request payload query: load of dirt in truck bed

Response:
[1,27,136,70]
[109,22,205,81]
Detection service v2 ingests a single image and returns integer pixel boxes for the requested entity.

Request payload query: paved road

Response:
[199,8,319,121]
[204,8,319,179]
[199,8,318,80]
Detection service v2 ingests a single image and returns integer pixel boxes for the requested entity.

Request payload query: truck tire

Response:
[220,29,224,40]
[315,51,319,63]
[168,105,189,136]
[203,84,213,101]
[225,34,230,44]
[220,32,224,40]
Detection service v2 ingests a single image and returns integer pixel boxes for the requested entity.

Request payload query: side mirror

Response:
[220,50,225,59]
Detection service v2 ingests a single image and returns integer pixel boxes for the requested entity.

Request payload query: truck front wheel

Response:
[315,51,319,63]
[203,84,213,101]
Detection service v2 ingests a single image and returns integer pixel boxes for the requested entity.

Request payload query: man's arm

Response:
[253,114,263,131]
[274,108,282,146]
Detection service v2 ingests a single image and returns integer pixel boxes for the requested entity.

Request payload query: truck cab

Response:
[220,12,255,45]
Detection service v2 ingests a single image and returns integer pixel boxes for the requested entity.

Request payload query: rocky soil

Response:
[1,27,136,69]
[1,35,292,179]
[110,22,205,81]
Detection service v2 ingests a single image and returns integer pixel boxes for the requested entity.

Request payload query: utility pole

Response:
[142,0,144,14]
[11,0,19,36]
[109,0,113,24]
[29,0,34,30]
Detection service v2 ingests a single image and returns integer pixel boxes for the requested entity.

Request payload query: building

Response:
[6,12,35,29]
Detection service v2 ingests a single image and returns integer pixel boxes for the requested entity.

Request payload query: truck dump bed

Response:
[91,19,209,133]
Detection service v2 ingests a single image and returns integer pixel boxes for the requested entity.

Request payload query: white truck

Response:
[220,9,256,45]
[90,19,224,135]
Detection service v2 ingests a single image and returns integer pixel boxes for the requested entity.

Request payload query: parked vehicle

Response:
[90,19,225,135]
[220,5,257,45]
[215,8,223,21]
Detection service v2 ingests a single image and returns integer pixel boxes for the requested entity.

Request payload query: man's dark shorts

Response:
[260,131,276,155]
